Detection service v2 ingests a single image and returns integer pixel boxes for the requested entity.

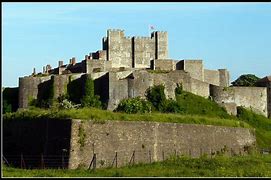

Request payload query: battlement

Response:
[134,36,154,40]
[108,29,124,32]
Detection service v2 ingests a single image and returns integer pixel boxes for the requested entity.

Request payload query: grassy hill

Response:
[3,89,271,177]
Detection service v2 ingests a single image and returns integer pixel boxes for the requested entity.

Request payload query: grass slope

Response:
[3,154,271,177]
[176,91,231,119]
[3,107,250,129]
[237,107,271,149]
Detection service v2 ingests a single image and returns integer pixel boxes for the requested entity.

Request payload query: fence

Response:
[3,153,69,169]
[3,148,269,170]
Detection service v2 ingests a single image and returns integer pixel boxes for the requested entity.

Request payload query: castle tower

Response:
[107,29,133,68]
[154,31,168,59]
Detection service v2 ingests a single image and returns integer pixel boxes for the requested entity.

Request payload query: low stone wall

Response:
[68,120,256,169]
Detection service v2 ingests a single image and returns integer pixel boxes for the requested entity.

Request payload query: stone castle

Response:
[19,29,271,118]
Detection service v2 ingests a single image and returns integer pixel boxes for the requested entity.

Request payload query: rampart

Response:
[3,118,256,169]
[69,120,255,169]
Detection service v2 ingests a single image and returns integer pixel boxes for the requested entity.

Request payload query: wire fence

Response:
[3,153,69,169]
[3,148,269,170]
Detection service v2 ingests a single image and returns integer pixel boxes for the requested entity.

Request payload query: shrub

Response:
[3,100,12,114]
[81,75,101,108]
[161,99,181,113]
[175,83,183,95]
[59,99,80,109]
[116,97,152,114]
[145,84,166,111]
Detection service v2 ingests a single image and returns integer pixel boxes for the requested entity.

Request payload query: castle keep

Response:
[19,29,271,118]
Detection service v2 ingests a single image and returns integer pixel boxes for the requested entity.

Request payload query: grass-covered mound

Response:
[3,107,249,129]
[175,91,231,119]
[237,106,271,149]
[3,154,271,177]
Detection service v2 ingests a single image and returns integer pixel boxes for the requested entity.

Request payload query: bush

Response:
[59,99,80,109]
[81,75,102,108]
[116,97,152,114]
[3,100,12,114]
[145,84,166,111]
[161,99,181,113]
[175,83,183,95]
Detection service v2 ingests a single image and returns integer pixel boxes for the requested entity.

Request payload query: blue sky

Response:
[2,2,271,87]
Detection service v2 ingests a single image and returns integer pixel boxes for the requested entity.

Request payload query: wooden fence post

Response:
[41,154,45,169]
[129,150,135,166]
[149,150,151,163]
[20,153,26,169]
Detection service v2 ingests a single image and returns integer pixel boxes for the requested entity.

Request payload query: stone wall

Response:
[86,59,112,73]
[154,59,176,71]
[107,70,210,111]
[133,37,155,68]
[178,60,204,81]
[68,120,256,169]
[210,85,268,117]
[18,76,52,108]
[204,69,220,86]
[218,69,230,87]
[155,31,168,59]
[107,29,133,68]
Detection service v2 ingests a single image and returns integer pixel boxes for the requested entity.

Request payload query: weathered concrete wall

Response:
[210,85,268,117]
[68,120,256,169]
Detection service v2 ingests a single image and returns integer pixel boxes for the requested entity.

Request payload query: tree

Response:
[231,74,260,87]
[81,75,101,108]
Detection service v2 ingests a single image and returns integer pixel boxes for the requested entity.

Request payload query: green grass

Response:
[3,107,251,129]
[237,106,271,149]
[176,91,232,119]
[3,154,271,177]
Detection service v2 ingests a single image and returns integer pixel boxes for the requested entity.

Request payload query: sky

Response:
[2,2,271,87]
